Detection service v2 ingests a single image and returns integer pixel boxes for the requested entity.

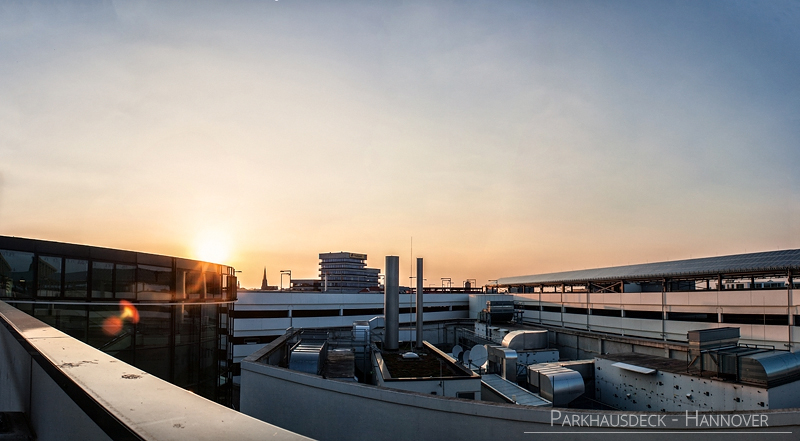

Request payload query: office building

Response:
[0,235,237,405]
[318,252,380,291]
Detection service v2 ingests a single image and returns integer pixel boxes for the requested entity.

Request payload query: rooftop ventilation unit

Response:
[527,364,585,406]
[289,341,328,375]
[323,348,355,380]
[687,327,740,351]
[687,327,740,372]
[481,301,515,323]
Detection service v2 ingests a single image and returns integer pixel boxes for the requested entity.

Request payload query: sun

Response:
[194,235,231,264]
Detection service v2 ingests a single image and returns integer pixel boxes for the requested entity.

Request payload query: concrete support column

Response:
[384,256,400,351]
[661,278,667,341]
[538,289,542,324]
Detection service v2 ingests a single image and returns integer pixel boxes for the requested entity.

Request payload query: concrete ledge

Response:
[0,301,311,441]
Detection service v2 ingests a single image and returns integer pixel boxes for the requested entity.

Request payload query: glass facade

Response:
[0,249,34,298]
[91,262,114,298]
[37,256,62,297]
[0,236,237,406]
[65,258,89,298]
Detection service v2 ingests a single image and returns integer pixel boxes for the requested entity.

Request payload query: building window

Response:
[65,259,89,299]
[91,262,114,298]
[186,271,204,299]
[115,264,136,299]
[0,249,34,298]
[135,306,173,380]
[37,256,62,297]
[34,303,88,340]
[88,305,135,365]
[206,273,222,298]
[137,264,173,301]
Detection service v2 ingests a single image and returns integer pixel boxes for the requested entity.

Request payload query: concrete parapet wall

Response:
[241,357,800,441]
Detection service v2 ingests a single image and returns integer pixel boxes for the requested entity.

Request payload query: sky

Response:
[1,0,799,289]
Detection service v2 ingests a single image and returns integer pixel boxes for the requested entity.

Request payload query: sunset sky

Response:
[1,1,798,289]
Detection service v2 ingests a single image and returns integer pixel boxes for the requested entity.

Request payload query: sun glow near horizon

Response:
[194,233,232,265]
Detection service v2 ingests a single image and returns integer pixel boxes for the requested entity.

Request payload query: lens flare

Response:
[102,316,123,336]
[101,300,141,336]
[119,300,140,324]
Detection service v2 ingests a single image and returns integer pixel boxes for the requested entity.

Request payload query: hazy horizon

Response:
[1,1,798,289]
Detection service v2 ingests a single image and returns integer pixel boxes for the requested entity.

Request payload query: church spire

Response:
[261,267,269,290]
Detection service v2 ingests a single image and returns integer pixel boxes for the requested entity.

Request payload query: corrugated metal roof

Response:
[498,249,800,286]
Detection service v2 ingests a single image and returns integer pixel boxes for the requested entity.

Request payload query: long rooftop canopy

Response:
[497,249,800,286]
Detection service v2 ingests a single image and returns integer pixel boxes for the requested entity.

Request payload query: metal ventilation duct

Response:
[368,316,385,330]
[739,351,800,388]
[527,365,585,407]
[289,341,328,375]
[486,345,518,382]
[714,347,767,377]
[502,330,548,351]
[352,321,370,346]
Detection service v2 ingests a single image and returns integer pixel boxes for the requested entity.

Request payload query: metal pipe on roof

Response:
[789,269,794,353]
[416,257,423,349]
[384,256,399,351]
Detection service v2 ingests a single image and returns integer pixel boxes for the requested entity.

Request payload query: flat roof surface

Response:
[498,249,800,285]
[598,352,707,377]
[380,349,473,379]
